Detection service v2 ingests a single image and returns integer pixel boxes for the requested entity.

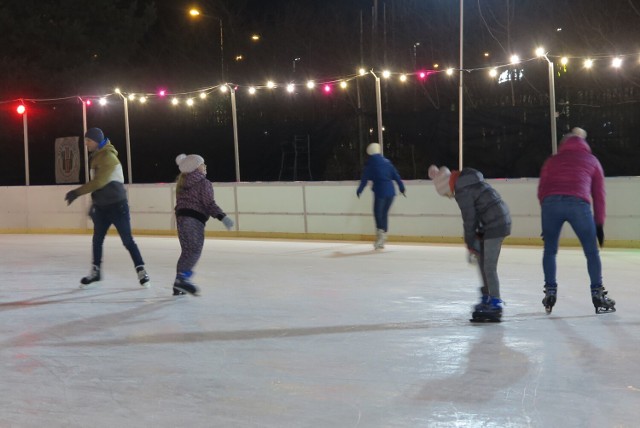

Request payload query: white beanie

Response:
[428,165,453,197]
[571,127,587,139]
[366,143,381,155]
[176,154,204,173]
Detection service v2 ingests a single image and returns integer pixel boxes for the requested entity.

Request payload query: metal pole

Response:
[458,0,464,170]
[547,56,558,154]
[81,100,89,182]
[371,71,384,155]
[219,18,224,82]
[23,112,30,186]
[229,86,240,182]
[122,96,133,184]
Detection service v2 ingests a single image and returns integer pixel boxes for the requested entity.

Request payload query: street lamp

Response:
[536,47,558,154]
[189,7,225,82]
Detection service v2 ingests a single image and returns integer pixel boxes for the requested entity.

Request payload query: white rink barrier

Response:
[1,177,639,247]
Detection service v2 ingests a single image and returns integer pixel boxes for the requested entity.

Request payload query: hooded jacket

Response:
[74,142,127,206]
[454,168,511,247]
[538,135,606,225]
[175,170,225,223]
[356,154,405,197]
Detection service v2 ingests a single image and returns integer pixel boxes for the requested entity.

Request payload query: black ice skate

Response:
[80,265,101,288]
[542,285,557,314]
[173,287,186,296]
[470,297,503,322]
[591,286,616,314]
[173,276,200,296]
[136,265,151,288]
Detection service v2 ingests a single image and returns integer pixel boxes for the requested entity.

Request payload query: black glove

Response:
[65,190,79,206]
[596,224,604,247]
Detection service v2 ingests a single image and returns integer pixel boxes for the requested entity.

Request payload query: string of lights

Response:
[3,49,640,112]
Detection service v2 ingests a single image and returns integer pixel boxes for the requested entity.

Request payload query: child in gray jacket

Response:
[428,165,511,322]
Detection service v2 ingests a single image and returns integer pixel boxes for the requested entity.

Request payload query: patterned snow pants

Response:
[176,216,205,275]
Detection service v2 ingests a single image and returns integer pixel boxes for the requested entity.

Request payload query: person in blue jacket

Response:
[356,143,405,249]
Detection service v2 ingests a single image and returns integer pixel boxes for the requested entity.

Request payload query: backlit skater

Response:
[429,165,511,322]
[538,127,615,314]
[173,154,234,296]
[356,143,405,249]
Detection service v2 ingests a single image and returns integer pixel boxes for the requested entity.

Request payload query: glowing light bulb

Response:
[248,87,256,94]
[418,71,427,79]
[267,81,275,89]
[17,104,26,114]
[510,55,520,64]
[199,92,207,99]
[489,68,498,77]
[286,83,295,93]
[399,74,407,82]
[139,97,147,103]
[535,47,545,57]
[323,84,331,93]
[446,68,454,76]
[358,68,367,76]
[612,57,623,68]
[85,100,92,106]
[339,81,347,89]
[560,57,569,66]
[99,98,107,106]
[171,98,179,105]
[306,81,315,89]
[220,85,228,93]
[114,88,121,94]
[186,98,194,106]
[128,94,136,101]
[382,70,391,78]
[584,59,594,68]
[158,89,167,97]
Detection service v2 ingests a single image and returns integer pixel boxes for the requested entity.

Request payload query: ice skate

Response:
[136,265,150,288]
[591,286,616,314]
[173,275,200,296]
[80,265,101,288]
[374,229,386,249]
[172,287,186,296]
[542,285,557,314]
[470,297,502,322]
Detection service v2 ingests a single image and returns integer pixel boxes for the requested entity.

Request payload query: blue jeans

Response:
[90,201,144,268]
[373,196,394,232]
[541,195,601,288]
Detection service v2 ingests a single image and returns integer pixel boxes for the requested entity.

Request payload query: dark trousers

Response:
[90,201,144,268]
[373,196,394,232]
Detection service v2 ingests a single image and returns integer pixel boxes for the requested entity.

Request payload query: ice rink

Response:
[0,234,638,427]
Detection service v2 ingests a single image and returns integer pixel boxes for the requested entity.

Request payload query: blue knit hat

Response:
[85,127,107,148]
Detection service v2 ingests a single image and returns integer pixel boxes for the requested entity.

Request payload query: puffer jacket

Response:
[538,135,606,225]
[454,168,511,247]
[74,142,127,206]
[357,154,405,197]
[175,170,225,222]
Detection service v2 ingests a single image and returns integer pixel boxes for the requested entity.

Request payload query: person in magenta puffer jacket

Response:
[173,154,234,296]
[537,127,615,314]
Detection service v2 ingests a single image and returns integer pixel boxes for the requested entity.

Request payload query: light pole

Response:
[536,48,558,154]
[115,89,133,184]
[227,84,241,182]
[458,0,464,170]
[17,102,29,185]
[189,8,224,82]
[369,70,385,155]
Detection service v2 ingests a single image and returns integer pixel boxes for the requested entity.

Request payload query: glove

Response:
[596,224,604,247]
[221,215,234,231]
[356,191,361,198]
[65,190,78,206]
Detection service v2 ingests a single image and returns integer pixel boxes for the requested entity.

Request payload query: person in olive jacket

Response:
[429,165,511,322]
[64,127,150,288]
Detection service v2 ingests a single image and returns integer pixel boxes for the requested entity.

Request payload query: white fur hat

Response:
[366,143,381,155]
[428,165,453,197]
[176,153,204,173]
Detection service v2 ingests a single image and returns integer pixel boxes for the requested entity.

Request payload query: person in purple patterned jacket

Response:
[173,154,234,296]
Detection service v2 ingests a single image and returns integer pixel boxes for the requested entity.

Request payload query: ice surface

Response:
[0,234,638,427]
